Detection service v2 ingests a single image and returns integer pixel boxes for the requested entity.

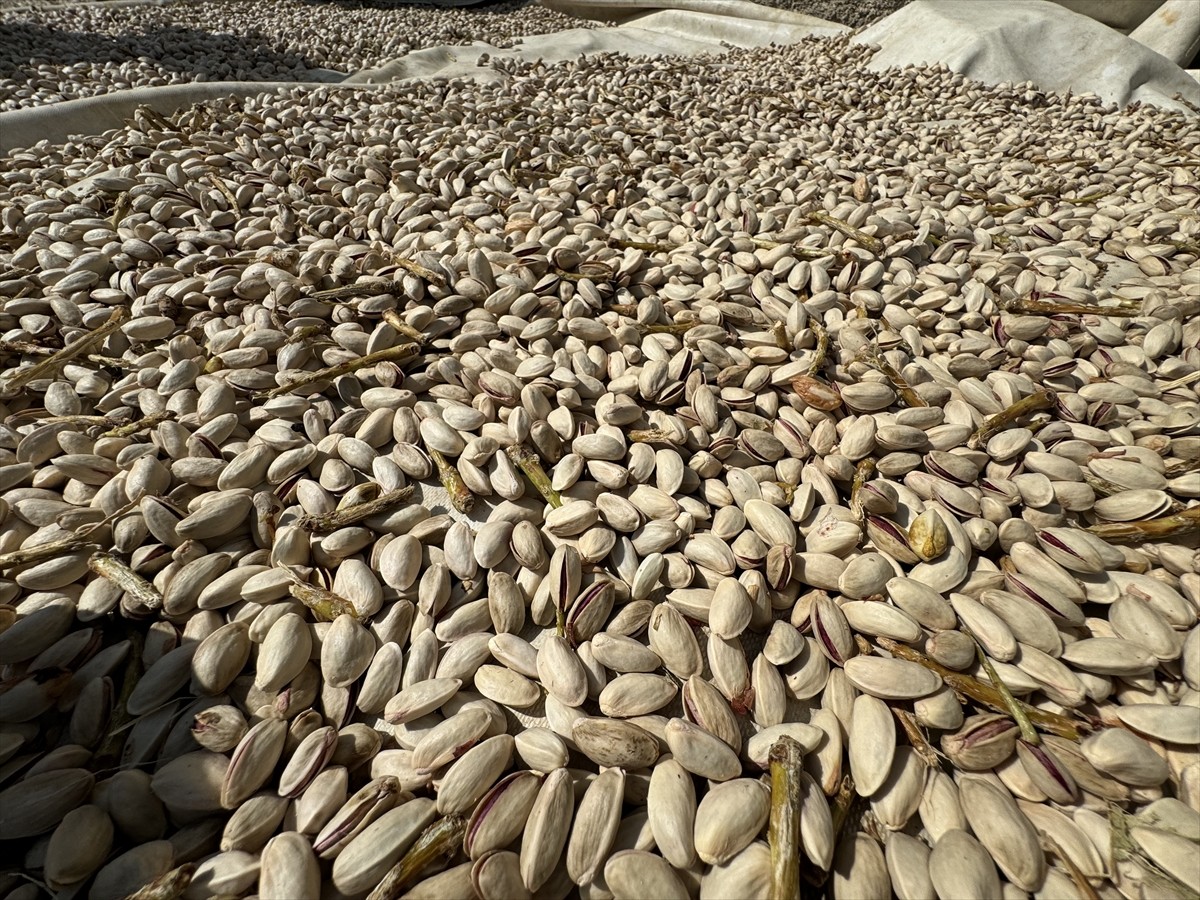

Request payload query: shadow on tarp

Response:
[0,20,321,80]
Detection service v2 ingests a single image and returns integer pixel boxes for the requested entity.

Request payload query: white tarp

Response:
[0,0,1195,152]
[857,0,1199,109]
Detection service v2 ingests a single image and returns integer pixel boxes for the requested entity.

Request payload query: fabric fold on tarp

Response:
[856,0,1198,111]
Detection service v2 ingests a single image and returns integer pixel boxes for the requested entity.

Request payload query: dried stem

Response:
[88,552,163,615]
[1084,506,1200,542]
[257,342,418,399]
[849,458,876,523]
[876,638,1083,740]
[124,864,196,900]
[506,444,562,508]
[281,567,359,620]
[772,322,790,351]
[94,626,144,768]
[0,496,143,571]
[0,534,99,572]
[308,280,404,302]
[1002,297,1141,318]
[429,449,474,514]
[628,428,683,444]
[381,310,429,347]
[768,736,804,900]
[103,411,174,439]
[391,256,446,286]
[285,323,330,346]
[807,210,884,254]
[1163,456,1200,478]
[207,173,240,215]
[297,487,414,533]
[893,709,940,768]
[967,388,1055,449]
[367,814,466,900]
[856,345,927,407]
[0,307,127,397]
[638,322,695,335]
[1040,835,1101,900]
[976,644,1039,745]
[611,237,675,252]
[1159,369,1200,392]
[807,321,829,377]
[1108,806,1198,900]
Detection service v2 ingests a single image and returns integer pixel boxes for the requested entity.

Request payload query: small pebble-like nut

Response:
[604,850,689,900]
[843,655,941,699]
[0,768,95,839]
[260,832,320,900]
[929,829,1001,900]
[44,804,113,888]
[940,714,1020,771]
[907,508,949,562]
[89,840,173,900]
[694,779,769,865]
[571,717,659,769]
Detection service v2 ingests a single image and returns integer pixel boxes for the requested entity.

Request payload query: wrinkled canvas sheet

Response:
[1,0,1196,153]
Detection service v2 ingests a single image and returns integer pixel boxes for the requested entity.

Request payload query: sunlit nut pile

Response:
[1,30,1199,900]
[0,0,591,111]
[749,0,908,28]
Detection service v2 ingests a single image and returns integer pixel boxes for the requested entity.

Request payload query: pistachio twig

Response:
[0,535,99,571]
[753,236,850,262]
[430,449,475,514]
[967,388,1055,449]
[257,342,418,399]
[207,173,240,215]
[506,444,562,508]
[768,736,804,900]
[110,191,132,226]
[124,864,196,900]
[307,280,405,302]
[807,210,883,254]
[893,708,940,768]
[0,339,55,356]
[1159,369,1200,392]
[877,638,1083,740]
[1084,506,1200,542]
[3,412,110,428]
[381,309,429,347]
[284,323,329,346]
[1002,297,1141,318]
[367,814,467,900]
[807,321,829,377]
[976,644,1039,745]
[296,487,415,533]
[848,458,876,523]
[1108,806,1198,900]
[102,411,174,439]
[637,322,695,335]
[771,322,790,351]
[1163,456,1200,478]
[88,552,163,614]
[856,345,928,407]
[94,627,144,768]
[611,237,676,252]
[1041,835,1101,900]
[820,774,863,888]
[281,567,358,621]
[390,255,446,286]
[0,307,128,396]
[628,428,682,444]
